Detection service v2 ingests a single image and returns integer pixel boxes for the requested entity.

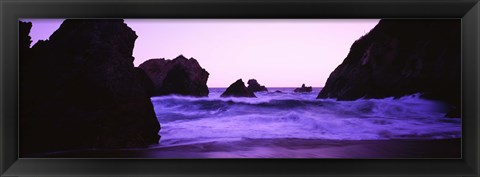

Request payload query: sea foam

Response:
[151,88,461,147]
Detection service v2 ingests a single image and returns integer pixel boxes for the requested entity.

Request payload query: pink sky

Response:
[22,19,379,87]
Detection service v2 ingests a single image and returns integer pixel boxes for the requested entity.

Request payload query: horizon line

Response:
[208,86,325,88]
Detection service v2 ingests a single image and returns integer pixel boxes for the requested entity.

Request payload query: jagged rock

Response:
[221,79,256,98]
[294,84,313,93]
[317,19,460,118]
[247,79,268,92]
[20,22,34,83]
[20,19,161,155]
[138,55,209,97]
[19,21,32,55]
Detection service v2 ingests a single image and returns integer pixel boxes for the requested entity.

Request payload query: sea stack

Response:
[247,79,268,92]
[221,79,256,98]
[294,84,313,93]
[317,19,460,117]
[19,19,160,155]
[138,55,209,97]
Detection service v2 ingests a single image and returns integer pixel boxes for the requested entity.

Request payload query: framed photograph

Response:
[1,0,479,176]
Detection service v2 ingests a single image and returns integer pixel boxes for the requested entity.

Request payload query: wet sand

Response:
[27,138,461,158]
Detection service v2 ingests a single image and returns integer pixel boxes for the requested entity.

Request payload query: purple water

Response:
[151,88,461,149]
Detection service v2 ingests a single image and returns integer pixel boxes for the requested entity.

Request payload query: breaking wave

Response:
[151,88,461,147]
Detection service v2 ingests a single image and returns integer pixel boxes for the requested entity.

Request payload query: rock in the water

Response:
[221,79,256,98]
[317,19,460,117]
[138,55,209,97]
[247,79,268,92]
[19,19,161,155]
[294,84,313,93]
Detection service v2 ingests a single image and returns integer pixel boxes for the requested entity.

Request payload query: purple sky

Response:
[22,19,379,87]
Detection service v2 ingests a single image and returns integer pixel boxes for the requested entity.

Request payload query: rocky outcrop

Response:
[247,79,268,92]
[138,55,209,97]
[221,79,256,98]
[19,21,32,55]
[294,84,313,93]
[317,19,460,117]
[19,21,33,85]
[20,19,161,155]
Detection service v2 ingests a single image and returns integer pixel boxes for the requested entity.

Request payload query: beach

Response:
[34,138,460,158]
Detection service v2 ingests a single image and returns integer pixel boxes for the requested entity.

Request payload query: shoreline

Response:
[26,138,461,158]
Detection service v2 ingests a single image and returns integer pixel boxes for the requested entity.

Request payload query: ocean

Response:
[36,87,462,158]
[150,87,461,157]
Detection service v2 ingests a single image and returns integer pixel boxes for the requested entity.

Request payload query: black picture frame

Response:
[1,0,479,176]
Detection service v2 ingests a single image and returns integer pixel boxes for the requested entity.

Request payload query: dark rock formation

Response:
[19,21,33,86]
[294,84,313,93]
[247,79,268,92]
[138,55,209,97]
[19,21,32,55]
[20,19,161,155]
[221,79,256,98]
[317,19,461,117]
[134,67,155,97]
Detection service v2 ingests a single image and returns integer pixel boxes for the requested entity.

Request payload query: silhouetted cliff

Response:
[20,19,161,155]
[318,19,461,117]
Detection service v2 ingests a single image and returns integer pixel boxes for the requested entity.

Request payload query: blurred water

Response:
[151,88,461,148]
